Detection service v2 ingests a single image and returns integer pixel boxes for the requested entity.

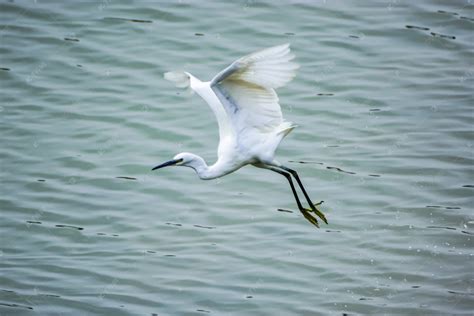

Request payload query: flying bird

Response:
[153,44,328,227]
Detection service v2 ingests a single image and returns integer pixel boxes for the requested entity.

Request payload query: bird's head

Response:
[152,152,203,171]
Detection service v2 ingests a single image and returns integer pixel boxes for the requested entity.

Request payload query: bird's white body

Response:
[156,44,328,227]
[188,76,293,179]
[163,44,298,179]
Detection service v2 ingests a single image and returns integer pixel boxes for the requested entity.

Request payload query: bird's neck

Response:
[189,155,234,180]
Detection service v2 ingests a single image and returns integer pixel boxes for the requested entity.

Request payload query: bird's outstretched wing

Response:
[211,43,299,135]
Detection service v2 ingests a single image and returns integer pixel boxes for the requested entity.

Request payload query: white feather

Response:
[218,79,282,132]
[228,43,299,89]
[165,44,299,157]
[212,43,298,138]
[164,71,190,89]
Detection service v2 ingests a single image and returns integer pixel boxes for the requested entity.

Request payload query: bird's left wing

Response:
[211,43,298,89]
[210,44,298,134]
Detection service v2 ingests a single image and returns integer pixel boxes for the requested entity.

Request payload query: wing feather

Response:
[211,43,298,136]
[228,43,299,89]
[218,80,281,131]
[163,71,190,88]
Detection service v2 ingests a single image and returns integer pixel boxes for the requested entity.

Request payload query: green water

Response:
[1,1,473,315]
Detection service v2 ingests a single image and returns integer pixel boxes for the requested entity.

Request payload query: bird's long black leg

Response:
[278,165,328,224]
[261,165,320,228]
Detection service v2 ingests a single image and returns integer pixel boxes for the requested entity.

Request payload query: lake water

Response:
[1,1,473,315]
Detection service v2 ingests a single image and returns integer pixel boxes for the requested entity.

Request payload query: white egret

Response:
[153,44,327,227]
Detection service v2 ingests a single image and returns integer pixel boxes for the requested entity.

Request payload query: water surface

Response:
[1,1,473,315]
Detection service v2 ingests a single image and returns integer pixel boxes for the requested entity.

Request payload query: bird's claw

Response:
[299,201,328,227]
[300,208,320,228]
[310,202,328,225]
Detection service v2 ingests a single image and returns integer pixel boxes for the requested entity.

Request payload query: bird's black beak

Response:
[152,158,183,171]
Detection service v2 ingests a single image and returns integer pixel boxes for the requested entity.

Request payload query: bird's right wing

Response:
[210,43,298,134]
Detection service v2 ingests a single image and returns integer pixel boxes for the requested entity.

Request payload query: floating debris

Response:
[327,145,340,148]
[461,230,473,236]
[194,33,204,36]
[349,35,360,39]
[164,254,176,257]
[368,174,381,177]
[129,19,152,23]
[288,160,323,165]
[97,232,118,237]
[427,225,456,230]
[196,309,211,313]
[146,250,156,253]
[437,10,459,16]
[277,208,293,213]
[460,16,474,22]
[166,222,182,227]
[116,176,137,180]
[325,230,341,233]
[412,285,421,288]
[430,32,456,40]
[0,289,16,293]
[194,224,215,229]
[64,37,79,42]
[246,295,253,298]
[426,205,460,210]
[55,224,83,230]
[447,290,474,296]
[284,32,295,36]
[37,179,46,182]
[0,67,10,71]
[0,303,33,310]
[326,166,356,175]
[106,17,153,23]
[26,220,42,224]
[76,64,82,67]
[462,185,474,188]
[317,93,334,96]
[370,108,381,111]
[405,25,430,31]
[39,293,60,298]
